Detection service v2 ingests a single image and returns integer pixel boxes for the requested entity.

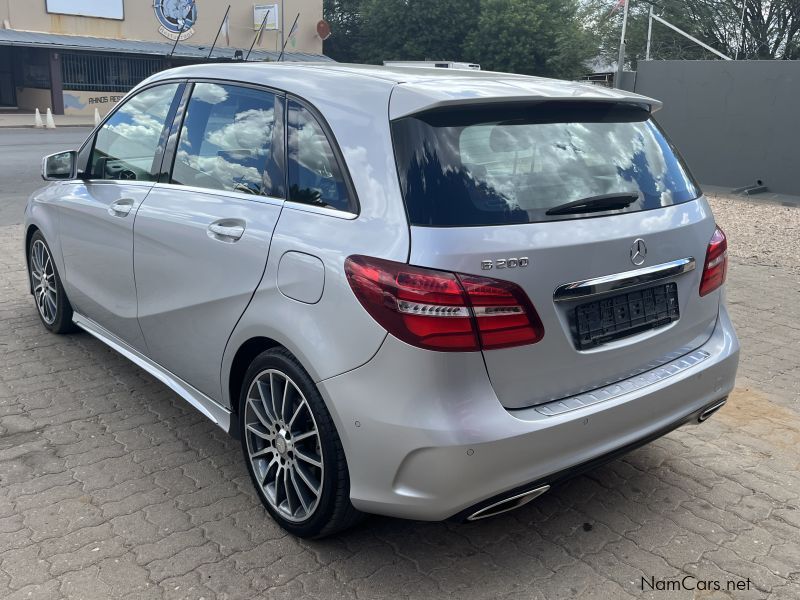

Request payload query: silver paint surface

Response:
[24,62,738,521]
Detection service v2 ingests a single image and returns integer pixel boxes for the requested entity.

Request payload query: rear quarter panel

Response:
[221,75,410,409]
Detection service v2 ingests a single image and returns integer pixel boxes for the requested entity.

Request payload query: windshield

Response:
[391,102,701,227]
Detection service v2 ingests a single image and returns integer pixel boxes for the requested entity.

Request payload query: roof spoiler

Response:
[389,82,662,120]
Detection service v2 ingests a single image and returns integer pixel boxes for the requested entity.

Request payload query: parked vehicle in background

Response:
[383,60,481,70]
[26,63,738,537]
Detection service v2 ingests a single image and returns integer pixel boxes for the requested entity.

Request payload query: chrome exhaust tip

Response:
[466,485,550,521]
[699,398,727,422]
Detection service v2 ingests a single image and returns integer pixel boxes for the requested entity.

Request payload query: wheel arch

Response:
[24,225,40,294]
[226,336,283,435]
[224,334,352,444]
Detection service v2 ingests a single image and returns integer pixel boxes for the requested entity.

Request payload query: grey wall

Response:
[634,60,800,196]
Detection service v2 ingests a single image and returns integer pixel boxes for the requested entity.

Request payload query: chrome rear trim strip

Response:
[72,313,231,432]
[534,348,711,416]
[553,257,695,302]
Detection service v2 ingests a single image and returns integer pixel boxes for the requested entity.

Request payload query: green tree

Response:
[357,0,480,63]
[323,0,594,78]
[589,0,800,68]
[323,0,368,63]
[464,0,592,77]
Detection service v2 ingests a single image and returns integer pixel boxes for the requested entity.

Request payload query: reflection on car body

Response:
[27,63,738,538]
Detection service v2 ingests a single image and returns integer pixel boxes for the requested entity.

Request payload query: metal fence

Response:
[634,60,800,196]
[62,52,165,92]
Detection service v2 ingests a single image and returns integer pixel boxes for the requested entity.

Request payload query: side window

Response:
[171,83,282,196]
[287,100,354,212]
[89,83,180,181]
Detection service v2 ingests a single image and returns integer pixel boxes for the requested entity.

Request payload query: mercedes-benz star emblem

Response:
[630,238,647,266]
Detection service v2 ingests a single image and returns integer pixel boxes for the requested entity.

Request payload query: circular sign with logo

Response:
[154,0,198,41]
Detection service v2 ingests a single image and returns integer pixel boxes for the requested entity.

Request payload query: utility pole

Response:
[645,5,653,60]
[735,0,747,59]
[615,0,630,89]
[280,0,286,55]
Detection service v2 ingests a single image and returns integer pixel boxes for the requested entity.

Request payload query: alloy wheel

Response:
[244,369,324,522]
[30,239,57,325]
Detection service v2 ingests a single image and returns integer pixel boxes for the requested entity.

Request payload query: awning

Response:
[0,28,332,62]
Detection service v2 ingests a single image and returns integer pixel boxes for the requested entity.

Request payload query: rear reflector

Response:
[699,225,728,297]
[345,255,544,352]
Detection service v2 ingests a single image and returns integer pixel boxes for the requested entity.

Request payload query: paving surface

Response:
[707,192,800,273]
[1,196,799,599]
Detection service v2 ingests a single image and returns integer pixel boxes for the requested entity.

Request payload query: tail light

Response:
[699,225,728,297]
[345,255,544,352]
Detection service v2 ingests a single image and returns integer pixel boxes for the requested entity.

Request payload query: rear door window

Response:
[391,102,701,226]
[171,82,284,197]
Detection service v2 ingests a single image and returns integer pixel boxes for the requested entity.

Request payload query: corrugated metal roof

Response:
[0,28,332,62]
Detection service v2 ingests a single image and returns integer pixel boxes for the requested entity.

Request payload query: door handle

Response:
[208,220,246,242]
[108,198,134,217]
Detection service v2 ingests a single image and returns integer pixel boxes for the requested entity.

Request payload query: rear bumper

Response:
[318,305,739,521]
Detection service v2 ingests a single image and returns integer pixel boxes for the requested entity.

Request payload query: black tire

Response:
[28,231,76,334]
[239,347,363,538]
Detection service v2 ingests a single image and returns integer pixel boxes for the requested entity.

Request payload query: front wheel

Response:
[28,231,76,334]
[239,348,362,538]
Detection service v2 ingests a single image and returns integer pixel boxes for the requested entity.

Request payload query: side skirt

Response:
[73,312,232,433]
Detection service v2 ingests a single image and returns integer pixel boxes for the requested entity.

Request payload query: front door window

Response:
[89,83,180,181]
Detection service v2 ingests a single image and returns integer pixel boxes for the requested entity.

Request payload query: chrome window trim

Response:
[553,257,696,303]
[152,182,285,207]
[74,180,155,189]
[283,200,358,220]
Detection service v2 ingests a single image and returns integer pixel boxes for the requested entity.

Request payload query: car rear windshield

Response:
[391,102,701,227]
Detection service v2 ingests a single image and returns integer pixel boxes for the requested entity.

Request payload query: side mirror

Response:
[42,150,77,181]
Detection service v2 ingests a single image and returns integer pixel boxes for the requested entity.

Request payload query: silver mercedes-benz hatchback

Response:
[25,63,738,538]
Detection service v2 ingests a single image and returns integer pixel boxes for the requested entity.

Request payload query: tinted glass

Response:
[391,102,701,226]
[172,83,282,196]
[287,100,354,212]
[90,83,179,181]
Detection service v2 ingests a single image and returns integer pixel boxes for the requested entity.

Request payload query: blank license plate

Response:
[574,283,680,349]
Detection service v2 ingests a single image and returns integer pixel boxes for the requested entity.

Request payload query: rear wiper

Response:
[545,192,640,216]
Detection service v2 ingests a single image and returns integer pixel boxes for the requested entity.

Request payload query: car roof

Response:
[146,62,662,118]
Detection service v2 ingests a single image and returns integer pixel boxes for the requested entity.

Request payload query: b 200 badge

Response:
[481,257,529,270]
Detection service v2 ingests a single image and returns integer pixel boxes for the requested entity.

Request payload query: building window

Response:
[18,48,51,89]
[62,52,165,93]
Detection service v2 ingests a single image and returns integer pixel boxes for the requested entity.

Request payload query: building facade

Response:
[0,0,325,115]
